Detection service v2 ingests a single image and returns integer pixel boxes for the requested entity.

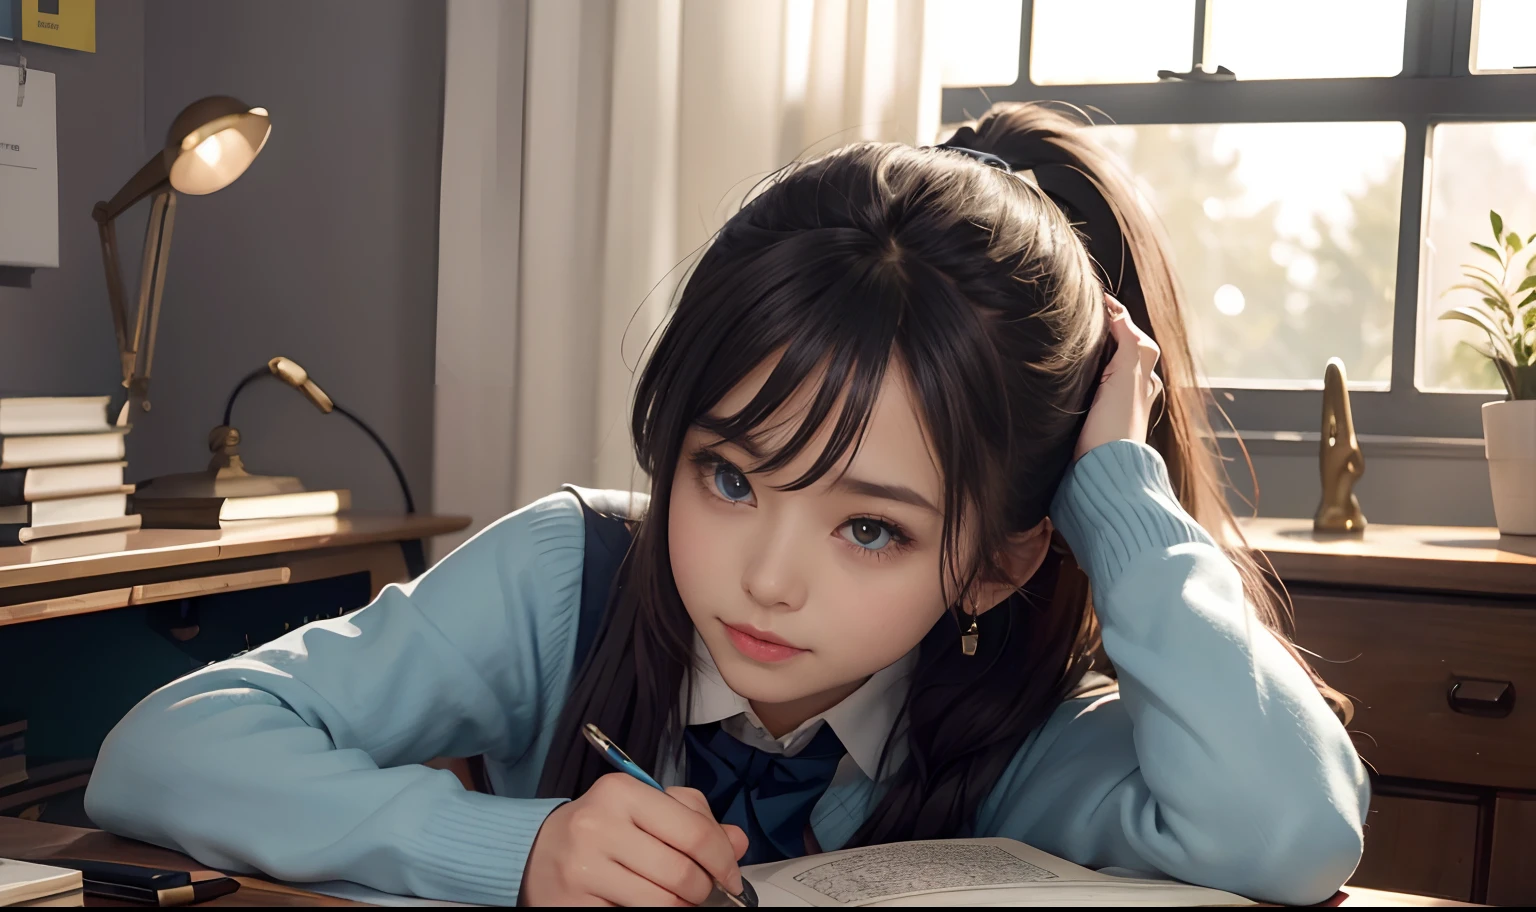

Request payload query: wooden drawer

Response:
[1349,791,1480,902]
[1489,795,1536,905]
[1292,593,1536,789]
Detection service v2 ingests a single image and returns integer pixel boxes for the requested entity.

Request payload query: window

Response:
[942,0,1536,440]
[1203,0,1407,81]
[1471,0,1536,73]
[1420,122,1536,392]
[1029,0,1194,85]
[1029,0,1408,85]
[1095,122,1404,388]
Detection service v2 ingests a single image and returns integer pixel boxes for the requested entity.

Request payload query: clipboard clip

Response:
[10,0,24,108]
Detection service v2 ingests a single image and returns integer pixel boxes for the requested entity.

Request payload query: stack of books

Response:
[0,395,140,546]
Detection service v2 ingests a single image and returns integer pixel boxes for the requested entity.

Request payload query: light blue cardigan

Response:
[84,441,1369,905]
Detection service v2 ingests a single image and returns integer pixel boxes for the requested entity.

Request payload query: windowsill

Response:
[1213,430,1486,460]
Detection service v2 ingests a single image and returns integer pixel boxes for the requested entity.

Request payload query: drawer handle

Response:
[1447,678,1515,718]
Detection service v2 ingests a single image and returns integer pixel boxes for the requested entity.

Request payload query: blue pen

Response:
[582,723,758,908]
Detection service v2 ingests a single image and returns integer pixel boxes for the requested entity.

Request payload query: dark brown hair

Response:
[537,102,1347,845]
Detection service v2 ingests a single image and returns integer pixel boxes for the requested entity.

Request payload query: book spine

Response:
[0,468,25,507]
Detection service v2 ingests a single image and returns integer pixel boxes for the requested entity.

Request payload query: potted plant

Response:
[1441,210,1536,534]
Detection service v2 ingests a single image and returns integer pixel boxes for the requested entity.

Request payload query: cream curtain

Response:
[432,0,947,555]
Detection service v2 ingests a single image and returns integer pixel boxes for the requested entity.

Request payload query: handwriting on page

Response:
[792,843,1059,904]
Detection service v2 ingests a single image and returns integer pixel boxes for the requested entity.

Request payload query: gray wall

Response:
[1,0,445,514]
[0,0,144,400]
[135,0,445,511]
[1221,441,1496,529]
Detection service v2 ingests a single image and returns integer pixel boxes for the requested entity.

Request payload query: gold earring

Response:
[960,599,980,656]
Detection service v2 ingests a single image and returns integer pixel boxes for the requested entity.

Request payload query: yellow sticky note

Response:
[22,0,95,53]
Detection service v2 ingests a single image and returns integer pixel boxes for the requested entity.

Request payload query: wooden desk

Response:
[0,513,470,625]
[0,513,471,818]
[0,818,1477,907]
[1241,518,1536,905]
[0,818,360,906]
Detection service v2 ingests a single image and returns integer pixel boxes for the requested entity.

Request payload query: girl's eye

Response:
[841,518,894,551]
[713,462,754,503]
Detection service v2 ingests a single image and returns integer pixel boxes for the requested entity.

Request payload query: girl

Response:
[85,103,1368,907]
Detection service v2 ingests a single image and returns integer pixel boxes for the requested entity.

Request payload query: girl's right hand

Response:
[522,773,750,906]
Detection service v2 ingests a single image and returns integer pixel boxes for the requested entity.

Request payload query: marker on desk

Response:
[47,859,240,906]
[582,723,758,908]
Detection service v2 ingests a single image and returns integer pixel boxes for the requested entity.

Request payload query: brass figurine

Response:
[1314,357,1367,535]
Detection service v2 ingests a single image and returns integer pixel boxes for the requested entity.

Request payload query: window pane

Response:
[1206,0,1407,80]
[1092,123,1405,388]
[1472,0,1536,73]
[939,0,1024,88]
[1418,123,1536,393]
[1030,0,1194,85]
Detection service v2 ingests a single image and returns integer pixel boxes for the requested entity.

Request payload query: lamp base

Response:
[132,423,308,501]
[133,467,307,500]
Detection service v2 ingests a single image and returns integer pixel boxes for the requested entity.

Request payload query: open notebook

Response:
[715,838,1256,907]
[281,836,1256,907]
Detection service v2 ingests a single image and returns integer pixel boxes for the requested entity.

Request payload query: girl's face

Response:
[668,357,955,731]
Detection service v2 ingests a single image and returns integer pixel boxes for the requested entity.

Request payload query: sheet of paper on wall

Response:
[0,63,59,268]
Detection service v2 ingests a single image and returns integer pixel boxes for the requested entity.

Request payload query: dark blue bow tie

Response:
[684,720,848,865]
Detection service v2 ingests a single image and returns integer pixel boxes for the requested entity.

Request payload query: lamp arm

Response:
[94,151,171,224]
[95,164,178,416]
[96,211,133,380]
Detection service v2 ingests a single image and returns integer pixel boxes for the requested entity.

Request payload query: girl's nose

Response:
[741,520,808,612]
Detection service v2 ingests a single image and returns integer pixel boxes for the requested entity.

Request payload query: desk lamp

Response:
[96,97,419,549]
[93,96,303,502]
[93,95,271,422]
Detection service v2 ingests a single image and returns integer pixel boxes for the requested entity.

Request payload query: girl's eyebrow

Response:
[692,426,939,514]
[690,421,761,457]
[831,475,940,515]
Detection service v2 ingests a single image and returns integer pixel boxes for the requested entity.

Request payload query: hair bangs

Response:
[692,250,910,495]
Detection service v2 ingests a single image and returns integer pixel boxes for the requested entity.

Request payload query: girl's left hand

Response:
[1074,294,1164,462]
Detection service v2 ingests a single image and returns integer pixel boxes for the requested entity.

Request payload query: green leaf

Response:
[1473,241,1505,264]
[1520,366,1536,399]
[1485,296,1517,324]
[1511,232,1526,254]
[1528,251,1536,273]
[1520,275,1536,293]
[1492,210,1504,240]
[1521,290,1536,309]
[1466,263,1508,287]
[1503,359,1522,398]
[1447,277,1512,305]
[1466,340,1519,398]
[1442,305,1518,362]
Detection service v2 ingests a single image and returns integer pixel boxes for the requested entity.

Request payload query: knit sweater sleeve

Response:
[86,491,589,904]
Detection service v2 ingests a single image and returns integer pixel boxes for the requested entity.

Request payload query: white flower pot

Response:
[1483,400,1536,535]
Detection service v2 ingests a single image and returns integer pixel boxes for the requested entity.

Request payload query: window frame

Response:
[941,0,1536,440]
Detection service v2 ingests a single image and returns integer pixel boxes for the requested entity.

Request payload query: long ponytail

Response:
[956,102,1352,723]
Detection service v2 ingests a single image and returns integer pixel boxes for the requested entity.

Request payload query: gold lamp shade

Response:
[166,96,271,196]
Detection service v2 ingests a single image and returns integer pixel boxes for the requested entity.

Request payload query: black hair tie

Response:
[927,126,1013,173]
[935,144,1013,173]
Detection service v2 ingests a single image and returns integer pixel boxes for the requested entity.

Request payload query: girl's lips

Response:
[723,622,807,663]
